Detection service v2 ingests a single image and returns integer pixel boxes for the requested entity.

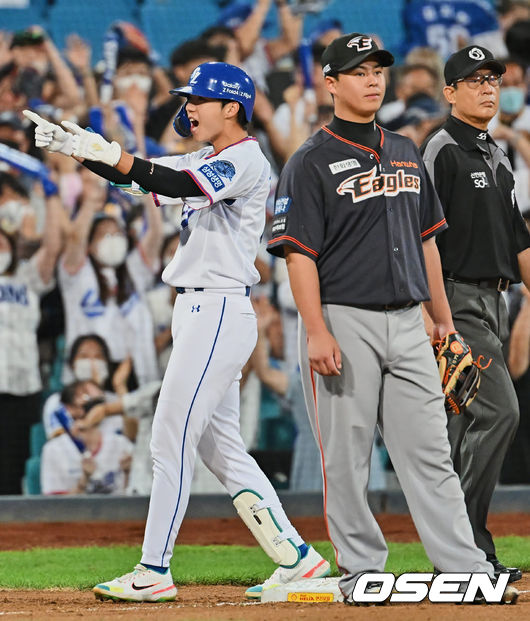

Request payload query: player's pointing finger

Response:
[22,109,49,128]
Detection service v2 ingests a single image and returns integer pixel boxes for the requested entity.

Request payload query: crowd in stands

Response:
[0,0,529,496]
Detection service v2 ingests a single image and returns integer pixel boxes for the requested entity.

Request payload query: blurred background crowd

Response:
[0,0,529,497]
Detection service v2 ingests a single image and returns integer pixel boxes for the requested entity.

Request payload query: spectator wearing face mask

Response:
[57,170,163,387]
[41,334,126,440]
[394,93,448,147]
[0,171,35,241]
[85,42,173,162]
[0,183,63,495]
[6,26,81,111]
[378,63,440,127]
[491,57,530,209]
[40,380,134,495]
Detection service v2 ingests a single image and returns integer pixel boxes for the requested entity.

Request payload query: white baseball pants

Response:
[141,290,302,567]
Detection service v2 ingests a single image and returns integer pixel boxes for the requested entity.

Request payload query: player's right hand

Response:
[307,328,342,376]
[22,109,74,156]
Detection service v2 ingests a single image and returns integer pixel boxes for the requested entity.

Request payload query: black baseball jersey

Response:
[267,121,447,307]
[422,116,530,281]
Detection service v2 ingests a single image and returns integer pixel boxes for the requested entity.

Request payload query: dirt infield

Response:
[1,513,529,619]
[0,582,528,621]
[2,511,530,549]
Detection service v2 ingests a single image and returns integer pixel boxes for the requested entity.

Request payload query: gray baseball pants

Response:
[445,280,519,556]
[298,303,492,598]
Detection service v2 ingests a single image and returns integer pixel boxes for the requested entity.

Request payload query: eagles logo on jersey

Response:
[209,159,236,181]
[337,166,421,204]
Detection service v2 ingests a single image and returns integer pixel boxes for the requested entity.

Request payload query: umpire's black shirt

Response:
[421,115,530,281]
[267,116,447,307]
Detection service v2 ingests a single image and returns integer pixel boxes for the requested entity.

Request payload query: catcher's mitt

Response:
[433,332,481,415]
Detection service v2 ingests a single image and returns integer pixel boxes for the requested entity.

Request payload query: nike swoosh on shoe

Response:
[131,582,160,590]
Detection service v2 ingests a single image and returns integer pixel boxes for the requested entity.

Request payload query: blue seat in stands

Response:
[48,1,136,63]
[140,0,220,67]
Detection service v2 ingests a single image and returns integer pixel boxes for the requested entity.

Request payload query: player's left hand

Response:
[307,327,342,376]
[61,120,122,166]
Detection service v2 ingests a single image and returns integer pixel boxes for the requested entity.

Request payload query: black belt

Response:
[175,286,251,296]
[443,272,510,292]
[354,301,417,312]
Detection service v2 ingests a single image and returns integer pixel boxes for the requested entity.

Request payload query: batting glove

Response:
[61,120,122,167]
[22,109,74,156]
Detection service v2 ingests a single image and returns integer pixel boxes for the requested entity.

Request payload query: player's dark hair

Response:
[170,39,225,67]
[221,99,248,129]
[68,333,112,368]
[87,215,135,306]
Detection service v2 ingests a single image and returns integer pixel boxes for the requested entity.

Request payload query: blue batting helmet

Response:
[170,62,255,137]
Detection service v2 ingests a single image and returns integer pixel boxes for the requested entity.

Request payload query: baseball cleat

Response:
[486,555,522,584]
[93,564,177,602]
[245,546,331,600]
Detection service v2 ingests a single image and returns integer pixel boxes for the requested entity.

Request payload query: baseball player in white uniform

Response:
[25,62,329,602]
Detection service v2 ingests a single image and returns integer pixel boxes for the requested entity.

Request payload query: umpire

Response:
[422,45,530,583]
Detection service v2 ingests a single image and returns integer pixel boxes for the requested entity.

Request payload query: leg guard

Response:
[233,489,301,567]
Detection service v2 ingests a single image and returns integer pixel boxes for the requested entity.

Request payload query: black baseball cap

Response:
[444,46,505,85]
[321,33,394,77]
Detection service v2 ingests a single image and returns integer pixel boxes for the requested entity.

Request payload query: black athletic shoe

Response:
[486,555,522,584]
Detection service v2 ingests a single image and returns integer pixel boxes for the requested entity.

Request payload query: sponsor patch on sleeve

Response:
[209,159,236,181]
[274,196,292,215]
[272,214,288,235]
[197,164,226,192]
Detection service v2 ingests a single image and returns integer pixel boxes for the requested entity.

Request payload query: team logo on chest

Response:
[470,171,489,188]
[337,166,420,203]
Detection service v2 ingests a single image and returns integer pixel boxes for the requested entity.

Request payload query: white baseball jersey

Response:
[136,135,305,568]
[40,430,133,495]
[58,248,159,384]
[148,138,270,289]
[0,256,53,395]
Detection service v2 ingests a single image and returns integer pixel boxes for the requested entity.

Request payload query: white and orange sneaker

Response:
[93,564,177,602]
[245,546,331,600]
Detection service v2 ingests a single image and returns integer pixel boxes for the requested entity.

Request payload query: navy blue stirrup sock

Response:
[298,543,309,559]
[142,563,168,574]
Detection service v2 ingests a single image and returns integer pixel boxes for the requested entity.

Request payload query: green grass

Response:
[1,537,529,590]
